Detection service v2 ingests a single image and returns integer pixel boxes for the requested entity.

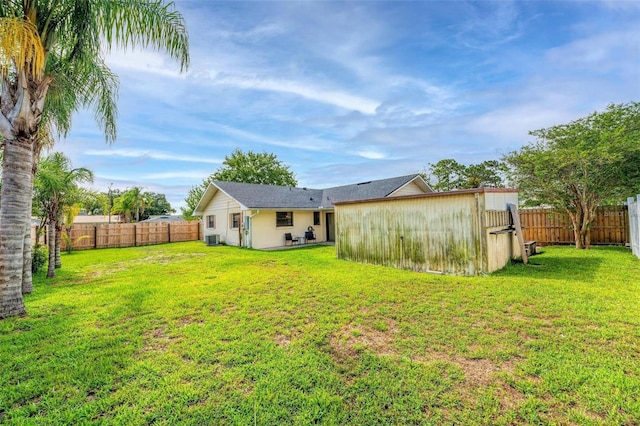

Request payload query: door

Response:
[326,212,335,242]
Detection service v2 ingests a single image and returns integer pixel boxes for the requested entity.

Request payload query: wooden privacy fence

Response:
[519,206,629,246]
[39,221,202,251]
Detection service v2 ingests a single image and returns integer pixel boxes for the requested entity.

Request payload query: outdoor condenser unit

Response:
[205,234,220,246]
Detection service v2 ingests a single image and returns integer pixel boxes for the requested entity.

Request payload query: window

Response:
[206,215,216,229]
[230,213,241,229]
[276,211,293,227]
[313,211,320,226]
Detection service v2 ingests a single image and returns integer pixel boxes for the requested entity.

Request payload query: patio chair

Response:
[285,233,299,246]
[304,230,316,243]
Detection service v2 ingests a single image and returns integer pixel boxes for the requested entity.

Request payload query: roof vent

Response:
[356,181,372,185]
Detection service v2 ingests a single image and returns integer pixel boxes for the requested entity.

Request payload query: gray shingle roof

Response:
[213,181,324,209]
[212,174,422,209]
[321,174,421,206]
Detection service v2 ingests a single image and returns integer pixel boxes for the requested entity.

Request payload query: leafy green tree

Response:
[182,149,297,219]
[77,188,109,216]
[141,192,175,219]
[33,152,93,278]
[0,1,189,317]
[426,159,467,191]
[427,159,507,191]
[181,185,206,221]
[504,102,640,249]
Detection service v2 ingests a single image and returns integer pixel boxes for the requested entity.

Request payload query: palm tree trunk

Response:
[55,222,62,268]
[22,221,34,294]
[22,163,36,294]
[47,220,56,278]
[0,137,32,318]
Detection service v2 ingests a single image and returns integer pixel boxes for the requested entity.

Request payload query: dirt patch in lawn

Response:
[90,253,205,278]
[420,351,517,386]
[140,325,179,353]
[328,319,399,360]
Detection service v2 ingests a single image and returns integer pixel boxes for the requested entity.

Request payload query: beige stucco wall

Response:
[249,210,326,249]
[201,190,242,246]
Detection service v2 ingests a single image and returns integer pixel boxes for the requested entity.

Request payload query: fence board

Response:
[40,221,201,251]
[520,206,629,246]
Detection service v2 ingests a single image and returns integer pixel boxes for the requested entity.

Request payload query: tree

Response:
[112,187,152,222]
[504,102,640,249]
[427,159,507,191]
[140,192,175,219]
[33,152,93,278]
[0,1,189,317]
[181,184,206,221]
[61,203,83,254]
[76,188,108,216]
[182,149,297,219]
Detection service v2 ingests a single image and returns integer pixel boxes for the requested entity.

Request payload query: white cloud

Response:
[206,72,380,114]
[85,148,222,164]
[105,49,185,78]
[141,171,212,180]
[357,150,386,160]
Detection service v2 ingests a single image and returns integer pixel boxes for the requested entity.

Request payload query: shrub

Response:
[32,245,48,273]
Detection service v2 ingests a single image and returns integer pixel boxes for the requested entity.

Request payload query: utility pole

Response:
[108,183,113,224]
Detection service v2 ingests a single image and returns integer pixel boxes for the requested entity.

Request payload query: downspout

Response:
[246,210,260,248]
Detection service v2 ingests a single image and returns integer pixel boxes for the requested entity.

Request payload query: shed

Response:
[334,188,521,275]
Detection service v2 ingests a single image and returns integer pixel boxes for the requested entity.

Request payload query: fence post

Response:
[628,196,639,258]
[637,195,640,258]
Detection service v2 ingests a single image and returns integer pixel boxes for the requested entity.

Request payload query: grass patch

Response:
[1,243,639,425]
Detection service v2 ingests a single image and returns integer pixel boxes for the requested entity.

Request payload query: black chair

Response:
[305,230,316,243]
[285,233,299,246]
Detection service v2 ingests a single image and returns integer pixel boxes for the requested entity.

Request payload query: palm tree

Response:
[0,1,189,317]
[33,152,93,278]
[111,187,151,223]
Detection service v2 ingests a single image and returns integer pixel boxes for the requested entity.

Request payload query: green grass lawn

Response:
[1,243,639,425]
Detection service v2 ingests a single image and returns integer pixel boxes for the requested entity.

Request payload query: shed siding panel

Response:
[484,192,518,211]
[485,226,521,272]
[483,192,521,271]
[336,194,483,275]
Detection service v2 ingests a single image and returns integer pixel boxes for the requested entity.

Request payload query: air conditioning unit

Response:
[205,234,220,246]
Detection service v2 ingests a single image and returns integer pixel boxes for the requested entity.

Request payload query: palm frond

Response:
[99,0,189,71]
[0,17,45,77]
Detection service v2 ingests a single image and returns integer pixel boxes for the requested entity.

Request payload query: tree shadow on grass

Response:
[492,248,606,283]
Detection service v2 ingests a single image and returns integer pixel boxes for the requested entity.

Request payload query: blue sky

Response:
[60,0,640,211]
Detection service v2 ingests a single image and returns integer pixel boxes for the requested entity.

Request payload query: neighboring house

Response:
[73,215,121,224]
[139,215,185,223]
[193,174,432,249]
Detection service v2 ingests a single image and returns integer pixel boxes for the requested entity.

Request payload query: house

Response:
[334,188,521,275]
[193,174,432,249]
[73,214,121,224]
[139,215,185,223]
